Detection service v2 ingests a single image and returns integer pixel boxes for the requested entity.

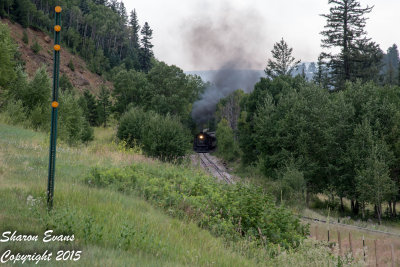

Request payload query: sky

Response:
[124,0,400,71]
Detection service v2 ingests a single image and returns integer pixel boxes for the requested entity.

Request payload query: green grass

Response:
[0,123,358,266]
[0,123,257,266]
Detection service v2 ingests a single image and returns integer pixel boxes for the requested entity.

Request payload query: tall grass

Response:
[0,123,361,266]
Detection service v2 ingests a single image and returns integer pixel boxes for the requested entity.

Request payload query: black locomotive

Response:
[193,131,216,153]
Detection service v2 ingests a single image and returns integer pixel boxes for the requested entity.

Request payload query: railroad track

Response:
[199,153,234,184]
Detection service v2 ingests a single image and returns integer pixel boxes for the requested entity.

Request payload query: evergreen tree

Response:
[313,54,329,89]
[350,40,383,83]
[264,38,300,79]
[130,9,140,49]
[140,22,154,72]
[320,0,374,88]
[82,89,99,126]
[383,44,399,85]
[97,85,111,127]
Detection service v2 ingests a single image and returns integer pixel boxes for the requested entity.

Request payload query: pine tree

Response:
[320,0,374,88]
[264,38,300,79]
[97,85,111,127]
[140,22,154,73]
[314,54,329,89]
[82,89,99,126]
[383,44,399,85]
[130,9,140,49]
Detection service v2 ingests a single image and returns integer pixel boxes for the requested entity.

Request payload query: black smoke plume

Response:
[182,2,269,125]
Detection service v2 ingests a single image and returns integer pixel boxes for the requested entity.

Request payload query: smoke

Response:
[182,2,269,125]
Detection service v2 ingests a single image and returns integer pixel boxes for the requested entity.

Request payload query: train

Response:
[193,131,216,153]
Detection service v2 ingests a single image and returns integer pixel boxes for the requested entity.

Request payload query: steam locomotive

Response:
[193,131,216,153]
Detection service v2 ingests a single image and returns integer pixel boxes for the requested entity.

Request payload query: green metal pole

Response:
[47,6,62,211]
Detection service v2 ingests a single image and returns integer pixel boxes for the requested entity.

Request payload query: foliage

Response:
[112,62,205,124]
[117,107,191,161]
[80,89,99,127]
[22,29,28,44]
[58,91,93,145]
[87,163,308,250]
[59,74,73,92]
[3,99,26,125]
[97,85,111,127]
[240,76,400,217]
[216,118,239,162]
[320,0,381,89]
[67,59,75,72]
[215,89,245,131]
[30,39,41,54]
[0,22,17,90]
[139,22,154,72]
[264,38,300,79]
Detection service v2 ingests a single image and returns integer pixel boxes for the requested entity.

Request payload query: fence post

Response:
[363,235,366,263]
[349,232,353,255]
[374,240,378,267]
[391,243,395,267]
[338,231,342,256]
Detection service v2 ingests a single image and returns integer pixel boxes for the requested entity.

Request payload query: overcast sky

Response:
[124,0,400,71]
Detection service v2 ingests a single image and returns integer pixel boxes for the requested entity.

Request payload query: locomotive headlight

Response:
[199,134,204,140]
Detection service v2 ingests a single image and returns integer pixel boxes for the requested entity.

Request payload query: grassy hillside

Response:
[0,123,259,266]
[0,122,348,266]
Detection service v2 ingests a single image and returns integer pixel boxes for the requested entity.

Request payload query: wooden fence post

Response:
[349,232,353,255]
[315,225,318,240]
[391,243,395,267]
[338,231,342,256]
[362,235,366,263]
[374,240,378,267]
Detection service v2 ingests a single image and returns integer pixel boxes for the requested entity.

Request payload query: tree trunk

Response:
[340,197,344,212]
[377,203,382,225]
[354,200,359,215]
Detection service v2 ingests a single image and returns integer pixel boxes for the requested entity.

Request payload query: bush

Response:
[58,91,93,145]
[29,105,50,131]
[67,59,75,72]
[59,74,73,92]
[117,107,191,161]
[22,30,29,44]
[4,100,26,125]
[87,164,308,250]
[216,118,239,161]
[31,40,41,54]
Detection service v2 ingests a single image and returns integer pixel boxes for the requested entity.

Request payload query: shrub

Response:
[59,74,73,92]
[117,107,191,161]
[58,91,93,145]
[22,30,29,44]
[31,40,41,54]
[87,164,308,250]
[67,59,75,72]
[29,105,50,131]
[216,118,239,161]
[4,100,26,125]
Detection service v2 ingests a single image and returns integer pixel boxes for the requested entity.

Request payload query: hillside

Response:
[0,18,111,93]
